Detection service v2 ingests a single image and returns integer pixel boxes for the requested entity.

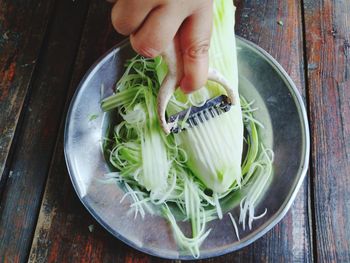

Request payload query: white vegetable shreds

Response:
[100,0,274,258]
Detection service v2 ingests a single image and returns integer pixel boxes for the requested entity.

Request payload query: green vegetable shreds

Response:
[101,0,273,258]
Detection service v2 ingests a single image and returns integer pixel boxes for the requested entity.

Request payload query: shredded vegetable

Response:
[100,0,274,258]
[101,56,273,257]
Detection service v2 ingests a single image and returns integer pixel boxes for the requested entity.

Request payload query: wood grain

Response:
[28,0,129,262]
[28,0,312,262]
[0,0,90,261]
[303,0,350,262]
[0,0,55,183]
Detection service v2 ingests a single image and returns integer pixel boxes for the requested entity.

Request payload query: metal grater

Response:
[157,40,236,135]
[167,95,232,134]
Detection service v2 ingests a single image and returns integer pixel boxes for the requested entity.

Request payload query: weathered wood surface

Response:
[28,0,312,262]
[303,0,350,262]
[0,0,55,183]
[28,0,128,262]
[0,0,90,262]
[1,0,349,262]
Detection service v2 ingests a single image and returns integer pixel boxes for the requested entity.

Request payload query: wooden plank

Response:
[28,0,129,262]
[0,0,90,262]
[29,0,312,262]
[0,0,55,183]
[303,0,350,262]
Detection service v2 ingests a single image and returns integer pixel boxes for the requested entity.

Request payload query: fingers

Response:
[110,0,213,92]
[179,3,213,93]
[130,4,188,58]
[111,0,156,36]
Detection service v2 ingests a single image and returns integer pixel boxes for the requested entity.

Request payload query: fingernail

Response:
[180,77,193,94]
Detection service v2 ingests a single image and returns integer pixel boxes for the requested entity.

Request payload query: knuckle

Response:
[112,18,132,35]
[130,37,161,58]
[111,2,135,36]
[184,40,210,59]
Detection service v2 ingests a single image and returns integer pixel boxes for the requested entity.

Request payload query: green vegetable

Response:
[101,0,273,258]
[153,0,243,194]
[88,114,99,121]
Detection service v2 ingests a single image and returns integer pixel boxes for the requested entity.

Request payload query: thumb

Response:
[179,4,213,93]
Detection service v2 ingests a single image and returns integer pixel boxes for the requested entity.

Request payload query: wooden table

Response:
[0,0,349,262]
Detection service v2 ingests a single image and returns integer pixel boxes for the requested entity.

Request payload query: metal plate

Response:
[64,37,310,260]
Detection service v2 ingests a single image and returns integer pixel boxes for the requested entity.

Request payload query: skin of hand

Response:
[110,0,213,93]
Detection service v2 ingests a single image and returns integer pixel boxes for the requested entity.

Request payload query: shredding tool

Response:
[157,39,236,135]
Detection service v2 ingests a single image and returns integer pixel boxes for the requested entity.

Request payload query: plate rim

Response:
[64,36,310,260]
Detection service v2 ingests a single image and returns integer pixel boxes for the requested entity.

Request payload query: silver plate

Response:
[64,37,310,260]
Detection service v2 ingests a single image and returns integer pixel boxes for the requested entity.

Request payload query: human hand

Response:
[110,0,213,93]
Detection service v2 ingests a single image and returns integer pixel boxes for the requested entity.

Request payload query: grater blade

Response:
[168,95,232,134]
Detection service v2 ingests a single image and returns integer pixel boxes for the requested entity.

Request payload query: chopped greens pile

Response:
[100,0,273,258]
